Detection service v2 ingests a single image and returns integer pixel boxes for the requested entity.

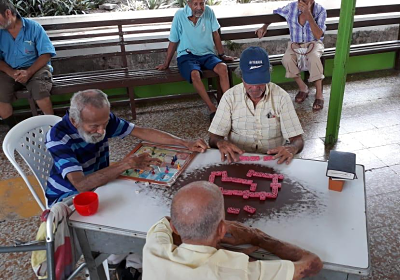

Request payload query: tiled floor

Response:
[0,69,399,279]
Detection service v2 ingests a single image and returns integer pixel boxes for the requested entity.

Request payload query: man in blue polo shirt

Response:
[0,0,56,128]
[45,89,208,206]
[156,0,234,122]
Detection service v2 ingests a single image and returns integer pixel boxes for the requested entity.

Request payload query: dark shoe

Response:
[295,91,309,103]
[312,98,324,111]
[210,111,216,123]
[116,260,141,280]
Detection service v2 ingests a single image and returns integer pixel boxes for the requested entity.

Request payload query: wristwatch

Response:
[218,53,226,59]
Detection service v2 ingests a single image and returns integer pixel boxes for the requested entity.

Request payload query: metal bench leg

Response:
[46,239,56,280]
[216,77,223,102]
[395,26,400,70]
[29,98,38,116]
[127,87,137,120]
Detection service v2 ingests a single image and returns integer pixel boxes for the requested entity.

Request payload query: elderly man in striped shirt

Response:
[209,47,304,165]
[45,89,207,206]
[256,0,327,111]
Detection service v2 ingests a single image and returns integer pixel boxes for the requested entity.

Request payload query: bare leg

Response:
[314,79,323,100]
[35,97,54,115]
[0,102,13,119]
[293,76,308,93]
[213,63,230,93]
[191,70,217,113]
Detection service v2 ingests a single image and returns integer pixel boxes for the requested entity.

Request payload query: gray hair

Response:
[0,0,17,16]
[69,89,110,123]
[171,181,224,241]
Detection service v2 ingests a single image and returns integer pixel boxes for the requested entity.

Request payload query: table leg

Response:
[75,228,109,280]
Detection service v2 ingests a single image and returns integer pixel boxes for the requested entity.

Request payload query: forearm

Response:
[0,60,14,76]
[284,135,304,154]
[308,19,323,40]
[209,133,225,149]
[132,127,190,148]
[27,54,51,76]
[212,31,225,55]
[254,229,317,263]
[72,162,130,192]
[163,42,178,66]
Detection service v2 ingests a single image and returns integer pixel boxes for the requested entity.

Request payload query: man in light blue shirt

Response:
[0,0,56,128]
[157,0,234,122]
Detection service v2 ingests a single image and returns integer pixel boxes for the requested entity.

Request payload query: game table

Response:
[69,149,370,280]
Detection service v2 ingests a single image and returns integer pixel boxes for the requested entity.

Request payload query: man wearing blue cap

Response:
[209,47,304,164]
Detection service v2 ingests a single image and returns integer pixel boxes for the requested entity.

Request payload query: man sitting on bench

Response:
[156,0,234,122]
[255,0,327,111]
[0,0,55,128]
[143,181,323,280]
[209,47,304,165]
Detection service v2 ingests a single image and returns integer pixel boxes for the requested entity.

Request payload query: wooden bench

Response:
[14,3,400,119]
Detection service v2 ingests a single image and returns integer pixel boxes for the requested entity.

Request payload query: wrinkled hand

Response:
[221,221,258,246]
[298,0,313,19]
[255,27,267,39]
[216,140,244,163]
[267,146,295,165]
[123,152,162,171]
[186,139,208,153]
[221,55,236,62]
[156,64,169,71]
[14,70,32,84]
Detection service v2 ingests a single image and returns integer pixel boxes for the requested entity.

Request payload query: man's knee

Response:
[190,70,202,82]
[213,63,228,77]
[0,102,13,118]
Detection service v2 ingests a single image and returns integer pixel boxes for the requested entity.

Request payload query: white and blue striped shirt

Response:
[274,1,327,43]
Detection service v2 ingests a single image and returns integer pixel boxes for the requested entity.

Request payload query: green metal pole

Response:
[325,0,357,145]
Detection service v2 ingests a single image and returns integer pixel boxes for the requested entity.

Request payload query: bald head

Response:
[171,181,224,242]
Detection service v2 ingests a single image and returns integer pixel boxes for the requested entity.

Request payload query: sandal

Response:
[295,91,309,103]
[312,98,324,111]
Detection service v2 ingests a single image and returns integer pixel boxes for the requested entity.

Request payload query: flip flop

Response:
[312,98,324,111]
[295,91,309,103]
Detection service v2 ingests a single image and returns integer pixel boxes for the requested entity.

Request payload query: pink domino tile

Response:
[227,207,240,214]
[246,170,255,177]
[270,183,281,189]
[263,155,274,161]
[232,190,244,196]
[243,205,256,214]
[222,189,233,196]
[208,175,215,183]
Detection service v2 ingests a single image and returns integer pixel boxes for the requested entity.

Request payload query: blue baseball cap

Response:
[239,47,271,85]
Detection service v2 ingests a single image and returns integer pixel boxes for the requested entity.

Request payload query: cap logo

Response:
[249,60,263,65]
[249,65,263,70]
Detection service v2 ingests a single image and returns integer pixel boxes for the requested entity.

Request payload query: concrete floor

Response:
[0,69,399,279]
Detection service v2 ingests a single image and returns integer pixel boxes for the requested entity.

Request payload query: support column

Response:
[325,0,357,145]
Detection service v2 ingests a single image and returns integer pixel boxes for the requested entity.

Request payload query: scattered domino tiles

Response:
[243,205,256,214]
[227,207,240,214]
[239,155,275,161]
[212,170,285,214]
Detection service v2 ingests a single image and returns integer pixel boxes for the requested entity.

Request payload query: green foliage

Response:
[145,0,168,10]
[225,40,240,51]
[206,0,221,5]
[11,0,105,17]
[236,0,251,3]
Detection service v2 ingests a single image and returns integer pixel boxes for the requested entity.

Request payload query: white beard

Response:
[77,127,106,144]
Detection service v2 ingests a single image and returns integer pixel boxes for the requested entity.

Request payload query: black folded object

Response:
[326,150,357,180]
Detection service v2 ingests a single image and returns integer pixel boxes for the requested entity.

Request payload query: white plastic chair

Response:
[2,115,61,210]
[1,115,101,280]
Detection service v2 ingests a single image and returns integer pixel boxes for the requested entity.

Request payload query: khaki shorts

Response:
[0,65,53,104]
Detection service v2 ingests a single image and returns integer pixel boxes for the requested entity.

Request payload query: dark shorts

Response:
[0,65,53,104]
[177,53,223,83]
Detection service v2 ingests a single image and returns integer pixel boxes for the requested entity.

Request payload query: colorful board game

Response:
[119,143,196,186]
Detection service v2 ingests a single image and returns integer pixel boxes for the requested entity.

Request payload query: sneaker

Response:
[115,260,141,280]
[210,112,216,123]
